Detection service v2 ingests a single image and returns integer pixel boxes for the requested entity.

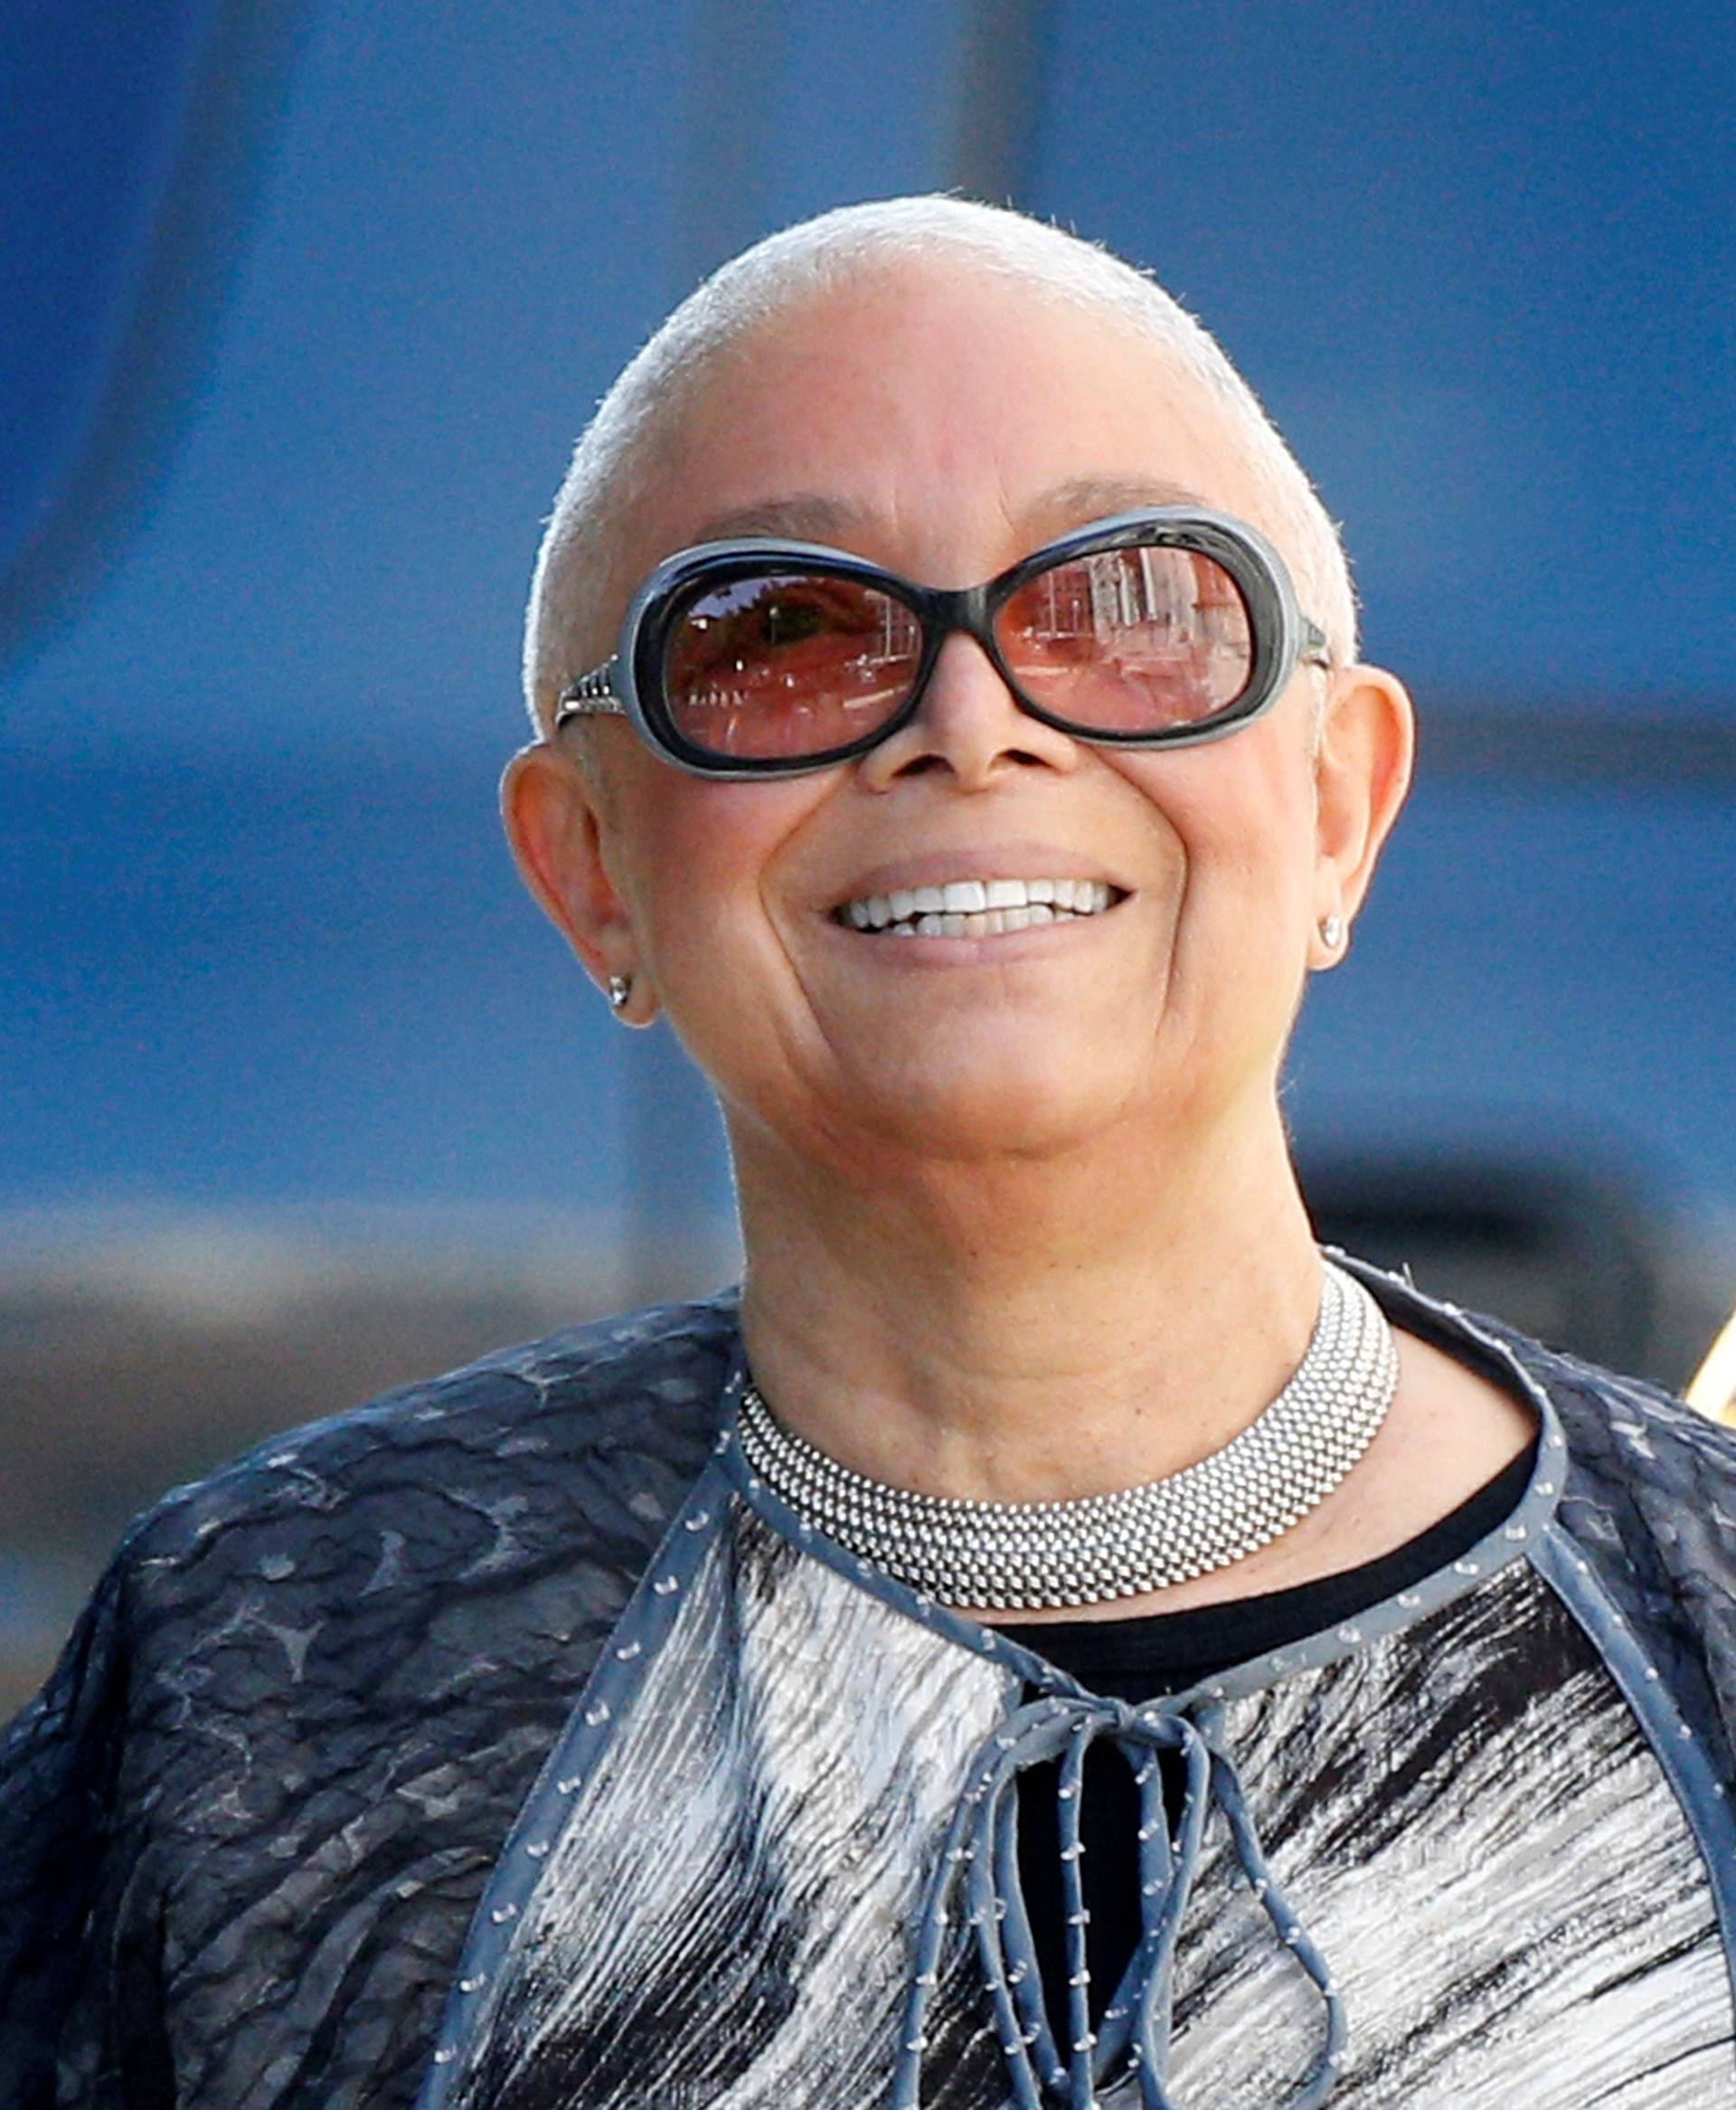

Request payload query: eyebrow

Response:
[1033,474,1212,517]
[686,495,870,544]
[687,478,1215,552]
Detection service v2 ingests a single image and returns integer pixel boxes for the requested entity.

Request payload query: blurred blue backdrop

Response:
[4,0,1733,1273]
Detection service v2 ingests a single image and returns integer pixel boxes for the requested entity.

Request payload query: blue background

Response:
[3,0,1732,1274]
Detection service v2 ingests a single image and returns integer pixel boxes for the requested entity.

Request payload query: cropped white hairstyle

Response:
[524,195,1358,733]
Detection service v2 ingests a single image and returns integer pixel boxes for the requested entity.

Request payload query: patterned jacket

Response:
[4,1262,1736,2107]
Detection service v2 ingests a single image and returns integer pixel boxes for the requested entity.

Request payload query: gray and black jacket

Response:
[4,1261,1736,2107]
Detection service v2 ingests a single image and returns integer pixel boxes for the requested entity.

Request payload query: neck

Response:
[732,1101,1324,1505]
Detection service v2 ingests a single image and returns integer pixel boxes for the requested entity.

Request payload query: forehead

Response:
[629,263,1278,583]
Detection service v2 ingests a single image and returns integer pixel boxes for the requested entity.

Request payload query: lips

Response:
[834,875,1120,939]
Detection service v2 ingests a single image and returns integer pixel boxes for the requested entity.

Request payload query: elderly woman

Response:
[4,198,1735,2110]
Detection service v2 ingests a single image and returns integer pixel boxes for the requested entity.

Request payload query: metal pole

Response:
[621,0,787,1303]
[945,0,1050,205]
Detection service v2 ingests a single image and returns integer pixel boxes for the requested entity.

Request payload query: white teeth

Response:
[838,875,1118,935]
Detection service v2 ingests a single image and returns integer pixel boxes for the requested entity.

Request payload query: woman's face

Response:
[520,267,1407,1177]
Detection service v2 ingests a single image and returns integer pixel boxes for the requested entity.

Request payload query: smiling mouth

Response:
[832,876,1124,939]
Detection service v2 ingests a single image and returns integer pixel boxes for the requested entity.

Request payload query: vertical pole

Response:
[619,0,786,1305]
[944,0,1049,205]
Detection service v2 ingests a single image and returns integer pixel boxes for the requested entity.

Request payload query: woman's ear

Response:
[501,743,656,1020]
[1308,665,1415,967]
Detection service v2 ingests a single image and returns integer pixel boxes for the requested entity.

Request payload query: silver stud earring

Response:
[607,973,632,1012]
[1319,914,1345,950]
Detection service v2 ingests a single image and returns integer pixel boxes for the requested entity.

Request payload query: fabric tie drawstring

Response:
[892,1692,1344,2110]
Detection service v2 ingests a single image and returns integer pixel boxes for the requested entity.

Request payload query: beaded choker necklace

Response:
[736,1261,1399,1612]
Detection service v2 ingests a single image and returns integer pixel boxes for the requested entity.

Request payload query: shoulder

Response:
[1494,1329,1736,1632]
[118,1287,740,1586]
[1365,1254,1736,1705]
[0,1293,741,2105]
[1342,1248,1736,1494]
[1345,1249,1736,1618]
[1466,1303,1736,1499]
[6,1288,744,1853]
[1350,1253,1736,1777]
[1488,1320,1736,1770]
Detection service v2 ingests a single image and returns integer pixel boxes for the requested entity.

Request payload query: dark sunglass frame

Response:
[554,506,1331,779]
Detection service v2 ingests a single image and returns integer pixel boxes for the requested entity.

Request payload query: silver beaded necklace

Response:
[737,1260,1399,1612]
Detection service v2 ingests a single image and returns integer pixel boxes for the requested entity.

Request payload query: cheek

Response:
[609,771,818,981]
[1116,742,1322,1072]
[1117,735,1319,908]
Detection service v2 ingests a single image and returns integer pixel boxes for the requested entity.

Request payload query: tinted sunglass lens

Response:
[995,544,1254,733]
[661,570,922,762]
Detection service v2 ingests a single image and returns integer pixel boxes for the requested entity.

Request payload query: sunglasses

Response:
[554,506,1330,778]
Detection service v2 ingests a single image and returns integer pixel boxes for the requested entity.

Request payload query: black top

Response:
[994,1441,1538,2028]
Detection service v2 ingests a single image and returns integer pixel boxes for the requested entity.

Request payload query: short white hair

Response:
[524,194,1357,732]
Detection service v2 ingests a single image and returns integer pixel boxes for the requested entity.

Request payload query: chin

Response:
[849,1049,1134,1165]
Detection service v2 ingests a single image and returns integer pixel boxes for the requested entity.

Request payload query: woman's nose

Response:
[856,633,1082,790]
